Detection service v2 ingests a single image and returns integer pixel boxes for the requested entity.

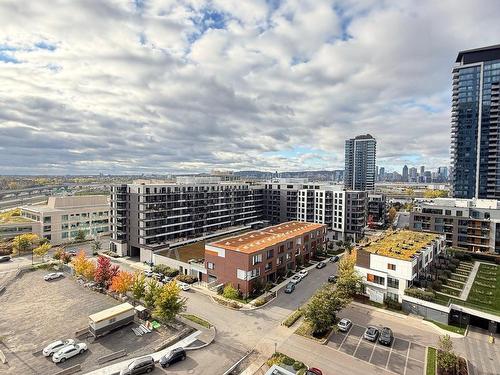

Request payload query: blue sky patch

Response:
[35,41,56,51]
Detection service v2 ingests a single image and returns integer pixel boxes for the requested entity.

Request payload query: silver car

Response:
[337,318,352,333]
[44,272,64,281]
[43,339,75,357]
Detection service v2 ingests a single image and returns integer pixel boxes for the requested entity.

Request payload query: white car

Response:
[42,339,75,357]
[177,282,191,291]
[337,318,352,333]
[52,343,87,363]
[298,270,308,278]
[290,275,302,284]
[144,269,153,277]
[44,272,64,281]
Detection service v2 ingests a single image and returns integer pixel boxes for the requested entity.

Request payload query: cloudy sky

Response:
[1,0,500,175]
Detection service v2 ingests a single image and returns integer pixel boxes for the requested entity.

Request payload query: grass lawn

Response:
[295,321,332,342]
[466,263,500,313]
[426,347,436,375]
[181,314,212,328]
[424,319,466,335]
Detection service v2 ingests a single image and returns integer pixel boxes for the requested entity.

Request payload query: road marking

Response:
[352,335,364,357]
[403,342,412,375]
[385,337,395,369]
[337,326,352,349]
[368,340,378,363]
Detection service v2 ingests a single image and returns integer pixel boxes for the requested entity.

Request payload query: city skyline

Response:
[1,1,500,175]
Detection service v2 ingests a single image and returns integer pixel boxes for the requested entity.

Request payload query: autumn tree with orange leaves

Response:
[110,271,134,294]
[72,250,96,280]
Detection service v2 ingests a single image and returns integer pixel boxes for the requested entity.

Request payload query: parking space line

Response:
[338,326,352,349]
[352,335,364,357]
[403,342,412,375]
[368,340,378,363]
[385,337,395,369]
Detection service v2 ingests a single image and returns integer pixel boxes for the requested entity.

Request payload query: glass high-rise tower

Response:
[344,134,376,191]
[452,45,500,199]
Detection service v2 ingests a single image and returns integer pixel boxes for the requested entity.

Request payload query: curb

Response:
[420,320,465,338]
[185,326,216,350]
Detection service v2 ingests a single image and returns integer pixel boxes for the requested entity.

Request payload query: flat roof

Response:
[88,302,134,323]
[0,209,35,224]
[209,221,325,254]
[359,230,440,261]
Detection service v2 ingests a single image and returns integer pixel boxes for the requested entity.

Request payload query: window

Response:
[265,262,272,271]
[367,274,384,285]
[386,292,398,301]
[43,216,51,223]
[62,215,68,221]
[387,264,396,271]
[207,262,215,270]
[62,232,68,239]
[250,268,260,278]
[267,249,274,259]
[43,225,51,232]
[387,277,399,289]
[252,254,262,265]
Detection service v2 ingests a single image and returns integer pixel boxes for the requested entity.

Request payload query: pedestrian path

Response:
[459,261,480,300]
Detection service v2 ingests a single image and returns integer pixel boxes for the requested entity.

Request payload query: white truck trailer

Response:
[88,302,135,337]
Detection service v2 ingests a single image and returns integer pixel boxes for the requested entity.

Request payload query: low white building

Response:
[355,230,445,303]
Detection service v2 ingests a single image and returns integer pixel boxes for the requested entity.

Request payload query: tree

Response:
[94,256,119,288]
[75,229,86,242]
[144,279,161,309]
[72,250,95,280]
[223,283,240,300]
[110,271,134,294]
[437,334,459,374]
[60,251,72,264]
[91,238,102,255]
[132,273,147,301]
[33,242,51,258]
[424,189,448,198]
[303,286,350,334]
[154,281,187,322]
[12,233,40,255]
[388,207,397,224]
[336,253,362,298]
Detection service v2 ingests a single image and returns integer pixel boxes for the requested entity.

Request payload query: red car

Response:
[306,368,323,375]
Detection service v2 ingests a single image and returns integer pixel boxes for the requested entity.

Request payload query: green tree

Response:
[336,253,362,298]
[154,281,187,322]
[12,233,40,255]
[388,207,397,224]
[91,238,102,255]
[144,279,161,309]
[223,283,240,300]
[132,273,147,301]
[437,334,459,373]
[303,286,349,334]
[33,242,52,258]
[75,229,86,242]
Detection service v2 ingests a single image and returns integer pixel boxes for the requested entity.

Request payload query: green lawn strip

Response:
[439,286,461,297]
[450,274,468,283]
[424,319,465,335]
[466,263,500,313]
[180,314,212,328]
[426,347,437,375]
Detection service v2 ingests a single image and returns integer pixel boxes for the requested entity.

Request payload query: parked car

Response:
[306,368,323,375]
[378,327,394,346]
[177,281,191,291]
[290,275,302,284]
[43,339,75,357]
[0,255,11,263]
[159,347,187,368]
[328,275,337,283]
[152,272,163,280]
[298,270,308,278]
[162,276,173,283]
[67,250,77,256]
[363,326,380,342]
[44,272,64,281]
[52,343,87,363]
[330,255,340,262]
[120,356,155,374]
[144,269,153,277]
[337,318,352,333]
[316,261,326,269]
[284,282,296,293]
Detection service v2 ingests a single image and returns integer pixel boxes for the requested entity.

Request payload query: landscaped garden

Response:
[466,263,500,313]
[266,352,307,374]
[425,335,468,375]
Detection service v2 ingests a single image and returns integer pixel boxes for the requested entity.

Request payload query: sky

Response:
[1,0,500,175]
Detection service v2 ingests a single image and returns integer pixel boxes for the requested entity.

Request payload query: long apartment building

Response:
[410,198,500,253]
[110,177,264,257]
[204,221,327,297]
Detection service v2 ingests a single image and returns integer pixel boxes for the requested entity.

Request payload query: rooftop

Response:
[22,195,109,213]
[359,230,440,261]
[0,208,35,224]
[88,302,134,323]
[209,221,325,254]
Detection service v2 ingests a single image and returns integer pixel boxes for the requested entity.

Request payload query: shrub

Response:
[282,356,295,366]
[438,275,448,283]
[293,361,305,371]
[450,258,460,266]
[152,264,179,277]
[176,274,198,284]
[283,309,303,327]
[448,264,457,273]
[223,283,241,300]
[384,298,402,310]
[53,248,64,260]
[432,280,443,291]
[405,288,435,301]
[444,270,452,278]
[253,298,266,307]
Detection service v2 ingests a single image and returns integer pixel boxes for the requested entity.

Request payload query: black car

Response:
[159,347,186,368]
[120,356,155,375]
[284,282,295,293]
[378,327,393,346]
[316,261,326,269]
[0,255,11,263]
[330,255,340,262]
[328,275,337,283]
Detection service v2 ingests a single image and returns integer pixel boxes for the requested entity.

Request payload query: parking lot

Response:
[0,269,171,375]
[327,324,426,375]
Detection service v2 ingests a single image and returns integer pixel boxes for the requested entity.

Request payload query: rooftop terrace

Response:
[360,230,440,261]
[209,221,325,254]
[0,208,34,224]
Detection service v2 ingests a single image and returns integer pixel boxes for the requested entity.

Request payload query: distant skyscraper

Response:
[420,166,425,176]
[438,166,449,180]
[379,167,385,181]
[344,134,377,191]
[409,167,418,182]
[402,165,409,182]
[452,45,500,199]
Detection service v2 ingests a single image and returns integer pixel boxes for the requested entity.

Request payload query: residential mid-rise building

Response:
[204,221,327,296]
[452,45,500,199]
[355,230,445,303]
[109,178,264,258]
[344,134,377,191]
[20,195,110,244]
[367,193,387,228]
[410,198,500,253]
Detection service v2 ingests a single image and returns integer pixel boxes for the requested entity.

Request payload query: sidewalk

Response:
[98,253,149,272]
[459,261,479,300]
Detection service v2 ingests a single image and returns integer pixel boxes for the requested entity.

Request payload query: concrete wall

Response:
[402,300,449,324]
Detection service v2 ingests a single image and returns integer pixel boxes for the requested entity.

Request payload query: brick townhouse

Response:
[203,221,327,297]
